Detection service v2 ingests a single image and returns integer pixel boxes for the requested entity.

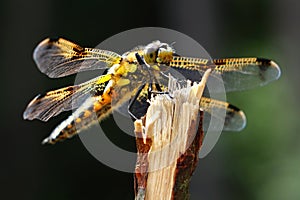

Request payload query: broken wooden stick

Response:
[134,69,211,200]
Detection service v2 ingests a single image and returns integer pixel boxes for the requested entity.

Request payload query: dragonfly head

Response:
[144,41,174,67]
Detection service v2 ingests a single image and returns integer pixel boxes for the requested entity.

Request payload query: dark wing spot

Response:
[48,37,60,42]
[227,104,240,112]
[71,49,87,61]
[72,46,85,53]
[65,86,75,92]
[257,58,271,71]
[226,104,240,118]
[256,58,272,81]
[224,104,240,126]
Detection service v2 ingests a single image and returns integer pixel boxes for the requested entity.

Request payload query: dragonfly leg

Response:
[127,84,147,120]
[127,83,171,121]
[128,53,172,120]
[150,82,173,99]
[135,53,149,68]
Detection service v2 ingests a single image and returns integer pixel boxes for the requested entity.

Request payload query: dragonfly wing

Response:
[212,58,281,92]
[169,56,281,92]
[23,74,111,121]
[200,97,246,131]
[33,38,122,78]
[167,57,226,93]
[167,56,211,79]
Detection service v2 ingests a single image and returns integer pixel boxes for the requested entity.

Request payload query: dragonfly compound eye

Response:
[144,42,160,64]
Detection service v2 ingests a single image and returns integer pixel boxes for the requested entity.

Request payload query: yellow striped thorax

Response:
[106,40,175,89]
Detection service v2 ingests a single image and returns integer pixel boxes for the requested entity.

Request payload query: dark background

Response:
[1,0,300,199]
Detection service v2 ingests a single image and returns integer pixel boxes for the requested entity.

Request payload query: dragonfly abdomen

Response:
[42,97,112,144]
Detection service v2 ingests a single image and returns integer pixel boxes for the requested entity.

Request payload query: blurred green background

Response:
[1,0,299,199]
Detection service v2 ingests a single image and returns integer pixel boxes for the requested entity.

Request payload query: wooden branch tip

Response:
[134,70,211,200]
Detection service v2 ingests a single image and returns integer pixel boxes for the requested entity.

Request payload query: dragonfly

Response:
[23,38,281,144]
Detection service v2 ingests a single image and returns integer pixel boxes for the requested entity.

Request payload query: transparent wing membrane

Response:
[200,97,246,131]
[169,56,281,92]
[23,74,111,121]
[213,58,281,92]
[33,38,122,78]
